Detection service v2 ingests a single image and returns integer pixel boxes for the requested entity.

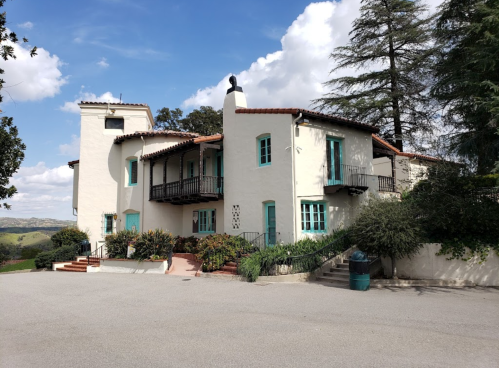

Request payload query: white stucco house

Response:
[69,79,435,250]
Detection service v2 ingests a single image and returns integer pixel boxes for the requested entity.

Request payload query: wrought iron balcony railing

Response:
[150,175,223,202]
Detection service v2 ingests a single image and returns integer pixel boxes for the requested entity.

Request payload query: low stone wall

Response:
[381,244,499,286]
[99,259,169,274]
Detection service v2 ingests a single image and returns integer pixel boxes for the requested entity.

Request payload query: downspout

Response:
[291,113,302,243]
[141,136,146,233]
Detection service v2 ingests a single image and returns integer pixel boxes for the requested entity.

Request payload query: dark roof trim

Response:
[142,134,224,161]
[235,108,379,133]
[372,134,440,162]
[79,101,148,106]
[114,130,200,145]
[68,160,79,168]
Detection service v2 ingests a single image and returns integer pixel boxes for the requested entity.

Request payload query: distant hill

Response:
[0,231,53,248]
[0,217,75,229]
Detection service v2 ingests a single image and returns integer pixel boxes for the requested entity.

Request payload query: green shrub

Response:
[239,230,351,282]
[105,230,138,258]
[51,227,88,248]
[20,247,42,259]
[34,245,78,269]
[350,197,423,278]
[196,234,250,272]
[131,229,175,261]
[173,236,200,253]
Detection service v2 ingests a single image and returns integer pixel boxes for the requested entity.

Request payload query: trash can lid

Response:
[350,251,368,261]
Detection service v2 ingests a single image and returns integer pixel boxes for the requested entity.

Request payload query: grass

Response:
[0,259,36,273]
[0,231,52,247]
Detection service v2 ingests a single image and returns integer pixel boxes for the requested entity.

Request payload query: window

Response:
[104,215,114,235]
[258,135,271,166]
[326,137,343,185]
[202,158,207,176]
[194,209,216,233]
[301,201,327,233]
[105,117,124,129]
[129,159,138,186]
[187,161,195,178]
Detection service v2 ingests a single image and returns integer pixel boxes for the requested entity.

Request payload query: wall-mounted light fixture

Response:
[110,109,116,114]
[113,213,118,221]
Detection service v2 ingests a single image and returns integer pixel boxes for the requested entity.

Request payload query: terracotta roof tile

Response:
[114,130,200,144]
[141,134,224,161]
[372,134,440,162]
[68,160,79,168]
[235,108,379,133]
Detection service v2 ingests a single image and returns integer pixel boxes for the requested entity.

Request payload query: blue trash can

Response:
[349,251,370,291]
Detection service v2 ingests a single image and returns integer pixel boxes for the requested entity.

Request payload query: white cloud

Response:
[59,135,80,157]
[17,21,34,30]
[59,89,121,114]
[6,162,74,218]
[183,0,444,110]
[97,57,109,68]
[0,32,67,103]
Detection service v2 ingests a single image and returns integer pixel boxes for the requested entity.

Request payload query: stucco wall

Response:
[294,120,374,237]
[373,157,392,177]
[181,201,225,237]
[381,244,499,286]
[223,93,295,243]
[72,163,79,211]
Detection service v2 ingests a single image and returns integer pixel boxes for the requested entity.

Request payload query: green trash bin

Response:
[349,251,370,291]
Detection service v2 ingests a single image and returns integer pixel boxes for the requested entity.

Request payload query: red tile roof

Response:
[141,134,224,161]
[235,108,379,133]
[372,134,440,162]
[114,130,200,144]
[79,101,149,106]
[68,160,79,168]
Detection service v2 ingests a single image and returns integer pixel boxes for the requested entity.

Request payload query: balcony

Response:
[324,165,397,195]
[150,176,223,205]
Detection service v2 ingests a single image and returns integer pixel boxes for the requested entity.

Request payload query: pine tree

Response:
[432,0,499,174]
[315,0,437,152]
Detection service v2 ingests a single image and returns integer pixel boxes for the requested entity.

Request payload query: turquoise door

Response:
[215,151,224,194]
[327,138,343,185]
[126,213,140,232]
[265,202,276,246]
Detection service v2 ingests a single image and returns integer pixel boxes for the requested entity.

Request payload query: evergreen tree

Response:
[432,0,499,174]
[0,0,37,209]
[315,0,437,152]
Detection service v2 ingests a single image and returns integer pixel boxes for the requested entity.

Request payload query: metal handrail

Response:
[263,234,351,275]
[87,243,107,265]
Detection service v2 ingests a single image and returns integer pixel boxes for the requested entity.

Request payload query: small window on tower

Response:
[105,118,124,129]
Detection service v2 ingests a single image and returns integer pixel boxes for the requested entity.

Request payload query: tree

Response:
[154,106,223,136]
[350,198,424,278]
[315,0,437,152]
[50,227,88,248]
[0,0,37,209]
[432,0,499,174]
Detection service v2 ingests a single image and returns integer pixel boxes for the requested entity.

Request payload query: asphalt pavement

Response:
[1,272,498,368]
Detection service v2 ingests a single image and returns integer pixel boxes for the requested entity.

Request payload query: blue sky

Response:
[1,0,442,220]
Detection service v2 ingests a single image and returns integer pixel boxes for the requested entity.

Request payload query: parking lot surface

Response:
[1,272,498,368]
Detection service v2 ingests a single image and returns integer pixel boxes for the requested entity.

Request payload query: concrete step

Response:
[337,263,349,269]
[316,275,349,284]
[328,268,349,275]
[322,272,349,280]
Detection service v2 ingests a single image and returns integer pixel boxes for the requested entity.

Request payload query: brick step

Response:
[316,275,349,284]
[226,261,238,267]
[61,264,87,270]
[212,270,238,275]
[58,267,86,272]
[74,261,100,266]
[220,265,237,273]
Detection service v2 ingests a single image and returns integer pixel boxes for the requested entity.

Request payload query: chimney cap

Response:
[227,75,243,94]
